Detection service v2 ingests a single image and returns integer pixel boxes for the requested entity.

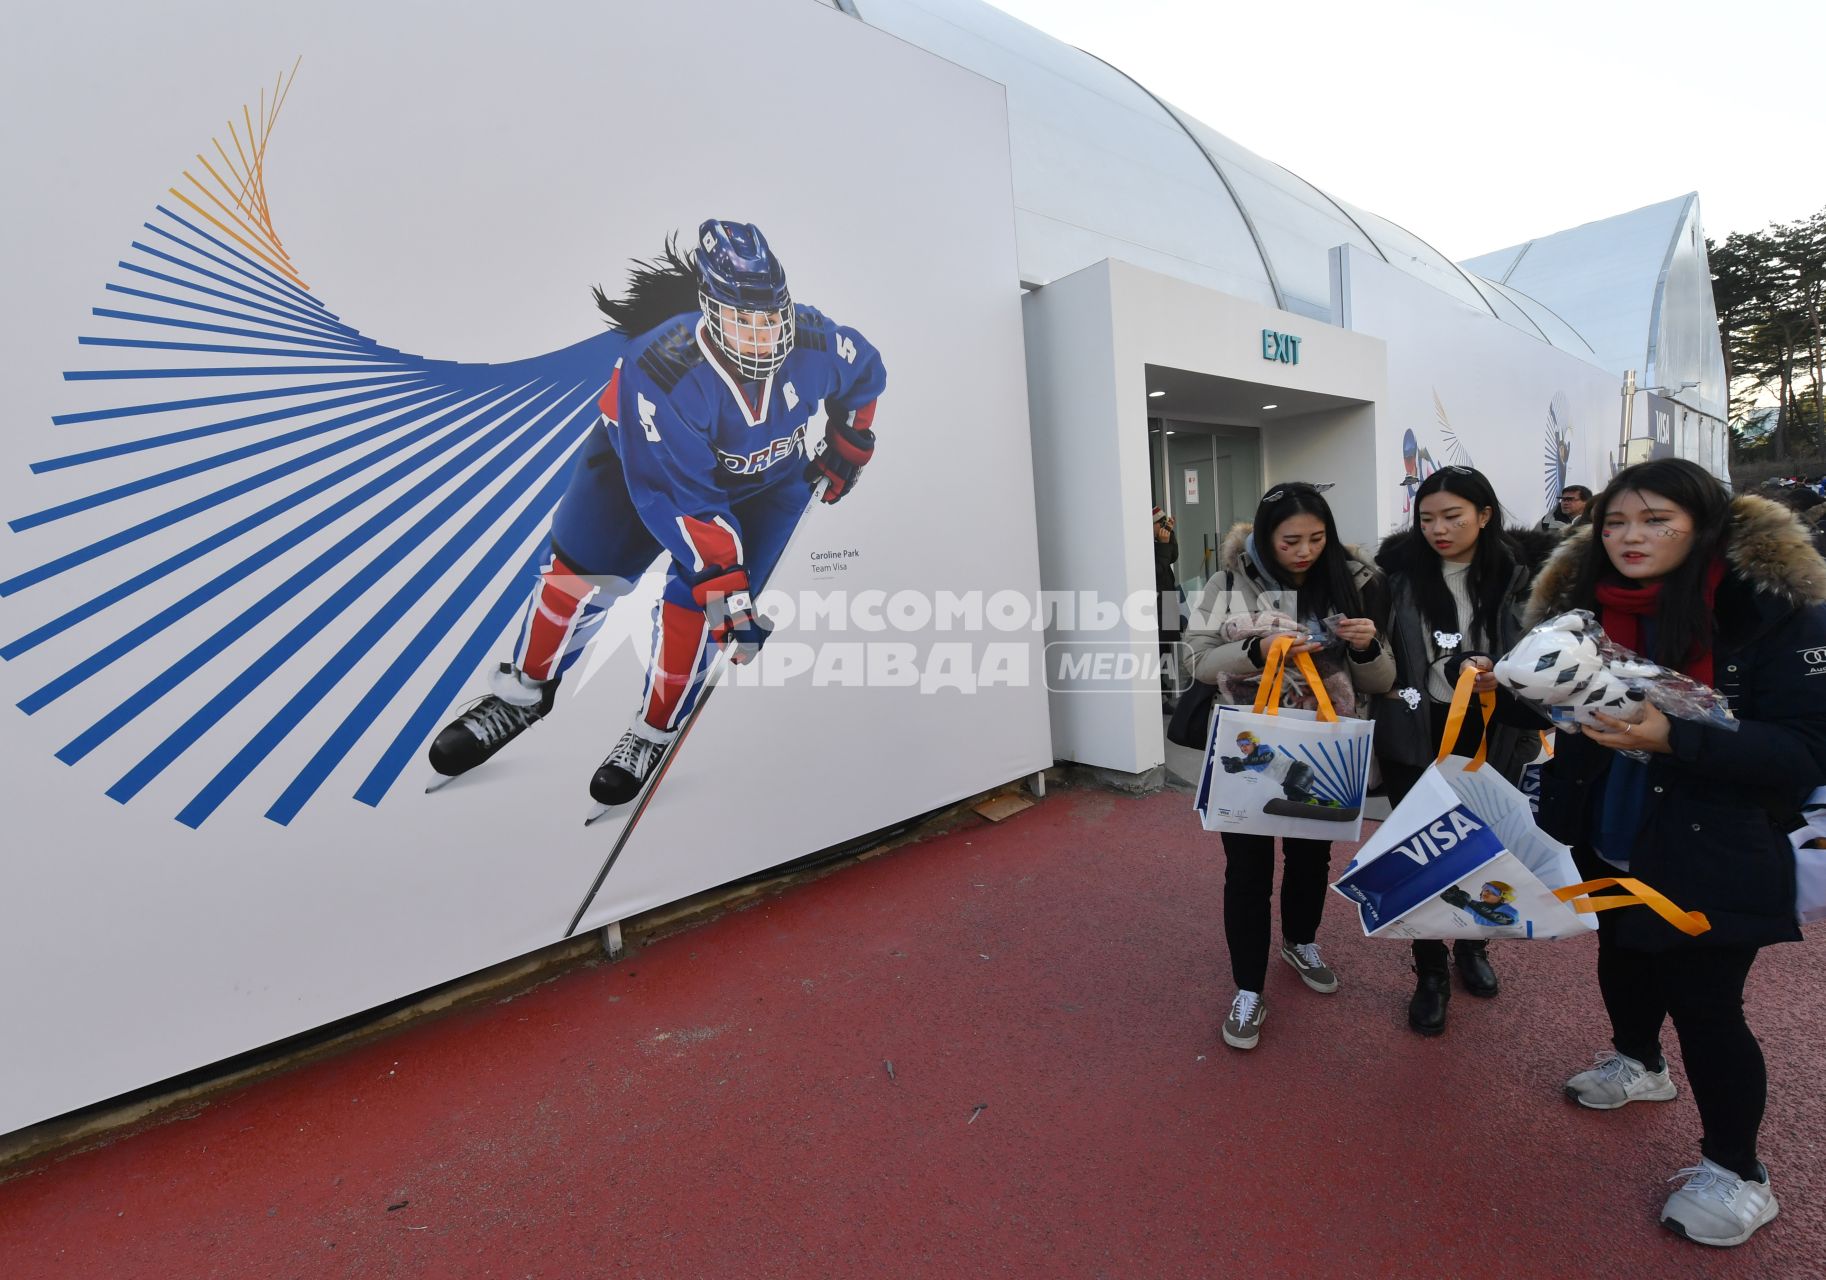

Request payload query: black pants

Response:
[1595,909,1765,1180]
[1218,832,1332,991]
[1379,699,1497,971]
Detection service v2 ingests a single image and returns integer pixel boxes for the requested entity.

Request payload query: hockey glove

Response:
[692,569,773,665]
[804,416,876,504]
[1439,885,1472,910]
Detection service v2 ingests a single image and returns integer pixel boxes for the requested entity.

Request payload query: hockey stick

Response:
[562,484,827,937]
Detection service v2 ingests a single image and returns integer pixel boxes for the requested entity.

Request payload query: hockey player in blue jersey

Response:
[427,220,886,806]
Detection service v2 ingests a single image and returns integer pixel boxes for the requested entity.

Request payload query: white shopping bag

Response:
[1789,786,1826,926]
[1330,670,1593,941]
[1195,638,1376,842]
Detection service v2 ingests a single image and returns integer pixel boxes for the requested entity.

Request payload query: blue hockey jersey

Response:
[598,305,886,576]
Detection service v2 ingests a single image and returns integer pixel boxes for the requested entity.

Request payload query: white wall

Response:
[0,0,1050,1135]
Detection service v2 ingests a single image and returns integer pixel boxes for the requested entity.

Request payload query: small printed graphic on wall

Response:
[0,64,886,901]
[1543,392,1572,509]
[1398,391,1472,512]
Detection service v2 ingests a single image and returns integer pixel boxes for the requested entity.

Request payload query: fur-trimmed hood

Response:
[1217,522,1379,586]
[1525,493,1826,627]
[1373,523,1561,579]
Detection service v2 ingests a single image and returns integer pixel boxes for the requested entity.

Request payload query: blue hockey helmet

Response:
[697,219,794,379]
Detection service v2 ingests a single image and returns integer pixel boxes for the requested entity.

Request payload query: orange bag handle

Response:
[1251,635,1290,715]
[1251,635,1339,723]
[1436,664,1496,770]
[1539,730,1555,760]
[1553,877,1712,937]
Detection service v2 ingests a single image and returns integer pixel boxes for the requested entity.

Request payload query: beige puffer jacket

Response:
[1184,523,1396,715]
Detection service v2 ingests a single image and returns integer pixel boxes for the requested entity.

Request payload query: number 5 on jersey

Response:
[637,391,661,441]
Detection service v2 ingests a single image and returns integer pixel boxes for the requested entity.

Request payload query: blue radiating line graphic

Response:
[88,307,374,352]
[2,386,472,592]
[210,389,601,827]
[4,382,535,663]
[51,373,422,426]
[9,382,455,532]
[119,254,351,338]
[139,224,332,326]
[14,383,529,700]
[130,388,593,814]
[31,382,434,472]
[100,287,370,345]
[5,176,625,828]
[152,206,328,312]
[54,382,569,766]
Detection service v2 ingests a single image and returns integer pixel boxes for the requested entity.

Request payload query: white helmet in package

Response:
[1493,610,1733,733]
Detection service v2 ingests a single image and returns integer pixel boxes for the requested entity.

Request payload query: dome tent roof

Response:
[829,0,1717,386]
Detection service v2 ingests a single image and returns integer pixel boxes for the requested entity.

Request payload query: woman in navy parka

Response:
[1525,459,1826,1248]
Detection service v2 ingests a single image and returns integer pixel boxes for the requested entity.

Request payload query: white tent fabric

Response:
[1463,195,1728,418]
[827,0,1723,397]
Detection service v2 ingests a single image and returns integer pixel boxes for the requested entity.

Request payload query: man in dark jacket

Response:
[1539,484,1592,533]
[1155,508,1184,710]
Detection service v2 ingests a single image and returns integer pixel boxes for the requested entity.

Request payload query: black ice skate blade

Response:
[425,770,460,794]
[1262,800,1361,822]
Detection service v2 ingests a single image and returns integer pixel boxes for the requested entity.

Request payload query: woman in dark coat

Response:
[1526,458,1826,1248]
[1371,466,1556,1034]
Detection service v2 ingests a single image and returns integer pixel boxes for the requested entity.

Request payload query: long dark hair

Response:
[1400,466,1522,643]
[591,235,700,334]
[1568,458,1732,665]
[1251,482,1364,619]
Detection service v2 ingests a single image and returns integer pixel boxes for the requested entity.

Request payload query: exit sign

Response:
[1262,329,1301,365]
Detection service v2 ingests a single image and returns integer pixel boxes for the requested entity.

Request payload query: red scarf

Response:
[1593,557,1726,686]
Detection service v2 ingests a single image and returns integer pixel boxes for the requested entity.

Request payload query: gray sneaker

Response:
[1563,1051,1678,1110]
[1221,989,1267,1050]
[1279,941,1339,993]
[1661,1158,1778,1246]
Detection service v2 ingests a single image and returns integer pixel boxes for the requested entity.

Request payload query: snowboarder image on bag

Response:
[1439,880,1521,927]
[426,219,887,808]
[1218,731,1358,821]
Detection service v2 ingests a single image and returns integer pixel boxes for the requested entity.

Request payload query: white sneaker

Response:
[1221,990,1267,1050]
[1563,1052,1678,1110]
[1279,941,1339,993]
[1661,1158,1778,1246]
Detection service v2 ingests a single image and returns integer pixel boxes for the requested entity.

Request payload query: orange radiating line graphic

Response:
[174,58,307,291]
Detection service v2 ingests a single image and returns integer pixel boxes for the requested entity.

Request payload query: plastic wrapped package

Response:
[1492,611,1737,759]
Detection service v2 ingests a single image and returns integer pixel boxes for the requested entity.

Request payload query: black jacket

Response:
[1155,531,1182,639]
[1371,527,1559,776]
[1525,496,1826,951]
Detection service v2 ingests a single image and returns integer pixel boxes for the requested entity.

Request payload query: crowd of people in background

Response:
[1161,458,1826,1249]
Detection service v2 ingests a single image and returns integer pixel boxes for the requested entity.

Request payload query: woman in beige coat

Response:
[1184,483,1395,1051]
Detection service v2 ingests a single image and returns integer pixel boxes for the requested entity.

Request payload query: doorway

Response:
[1149,420,1262,596]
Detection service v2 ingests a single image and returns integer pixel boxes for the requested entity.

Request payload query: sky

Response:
[979,0,1825,261]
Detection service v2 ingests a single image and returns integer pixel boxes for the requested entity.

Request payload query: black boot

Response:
[1408,963,1450,1036]
[1454,940,1499,997]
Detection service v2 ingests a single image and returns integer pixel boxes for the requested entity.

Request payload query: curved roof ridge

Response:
[1076,49,1286,309]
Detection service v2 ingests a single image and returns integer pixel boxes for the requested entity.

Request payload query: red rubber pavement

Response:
[4,784,1823,1278]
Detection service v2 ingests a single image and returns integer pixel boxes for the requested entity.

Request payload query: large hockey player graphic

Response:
[426,220,887,810]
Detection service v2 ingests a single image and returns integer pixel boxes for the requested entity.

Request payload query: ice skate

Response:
[426,664,558,788]
[585,720,678,821]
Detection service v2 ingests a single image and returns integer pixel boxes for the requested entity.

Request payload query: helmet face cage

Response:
[699,289,795,380]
